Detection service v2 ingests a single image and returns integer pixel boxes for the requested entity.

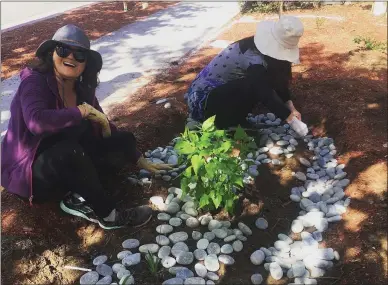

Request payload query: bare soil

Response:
[1,3,387,285]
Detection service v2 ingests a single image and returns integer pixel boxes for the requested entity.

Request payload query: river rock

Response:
[158,246,171,259]
[119,274,135,285]
[112,263,126,273]
[204,254,220,271]
[200,215,213,226]
[251,273,263,285]
[204,232,216,241]
[122,253,141,266]
[278,233,293,244]
[208,220,222,231]
[299,157,311,167]
[291,220,304,233]
[80,271,99,285]
[295,172,307,181]
[96,276,112,285]
[206,272,219,281]
[157,224,174,235]
[166,202,181,214]
[270,262,283,280]
[163,278,184,285]
[117,269,131,280]
[207,242,221,255]
[117,251,132,260]
[212,228,227,239]
[194,263,208,278]
[93,255,108,266]
[192,231,202,240]
[194,249,207,260]
[218,254,235,265]
[96,264,113,276]
[186,217,200,228]
[184,277,206,285]
[158,213,171,221]
[162,256,177,268]
[176,251,194,265]
[169,232,189,243]
[255,218,268,229]
[156,235,170,246]
[174,267,194,279]
[185,208,198,217]
[250,250,265,265]
[169,217,183,227]
[238,222,252,235]
[221,244,233,254]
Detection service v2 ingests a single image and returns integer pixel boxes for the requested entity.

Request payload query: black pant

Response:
[204,73,291,129]
[32,131,137,218]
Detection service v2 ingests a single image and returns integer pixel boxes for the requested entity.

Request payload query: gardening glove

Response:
[137,156,173,173]
[82,103,111,138]
[288,117,308,137]
[291,109,302,121]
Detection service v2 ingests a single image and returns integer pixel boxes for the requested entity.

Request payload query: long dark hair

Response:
[29,46,100,104]
[237,36,292,91]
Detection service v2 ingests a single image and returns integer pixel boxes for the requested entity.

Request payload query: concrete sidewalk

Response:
[1,1,240,137]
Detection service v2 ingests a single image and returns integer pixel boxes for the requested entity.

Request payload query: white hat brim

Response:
[254,21,300,64]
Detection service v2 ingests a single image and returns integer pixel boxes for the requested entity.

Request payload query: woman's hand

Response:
[78,103,111,137]
[285,100,302,120]
[137,156,173,173]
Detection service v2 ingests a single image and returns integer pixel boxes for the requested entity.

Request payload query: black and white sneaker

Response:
[60,194,153,230]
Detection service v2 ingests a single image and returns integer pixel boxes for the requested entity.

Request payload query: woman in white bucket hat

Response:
[185,15,308,137]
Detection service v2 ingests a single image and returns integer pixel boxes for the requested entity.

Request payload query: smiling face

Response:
[52,44,86,80]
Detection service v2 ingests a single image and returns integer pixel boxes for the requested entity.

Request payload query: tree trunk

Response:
[279,1,284,18]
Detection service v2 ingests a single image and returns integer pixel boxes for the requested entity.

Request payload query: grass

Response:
[354,36,387,52]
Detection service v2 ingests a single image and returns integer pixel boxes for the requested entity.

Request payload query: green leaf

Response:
[211,193,222,209]
[191,155,203,175]
[205,162,218,179]
[202,116,216,132]
[189,132,199,143]
[214,130,226,137]
[199,194,210,208]
[175,140,196,155]
[183,166,193,178]
[232,176,244,188]
[234,125,248,141]
[219,141,232,153]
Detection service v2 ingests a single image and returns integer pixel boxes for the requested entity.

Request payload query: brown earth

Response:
[1,3,387,285]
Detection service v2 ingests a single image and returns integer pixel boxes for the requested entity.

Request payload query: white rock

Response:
[176,251,194,265]
[290,194,301,202]
[117,269,131,280]
[174,267,194,279]
[162,256,177,268]
[233,240,243,252]
[93,255,108,266]
[250,250,265,265]
[260,247,272,257]
[122,253,141,266]
[238,222,252,235]
[221,244,233,254]
[269,262,283,280]
[112,263,126,273]
[150,196,165,209]
[207,242,221,255]
[96,264,113,276]
[295,172,307,181]
[251,273,263,284]
[197,239,209,250]
[206,272,219,281]
[117,251,132,260]
[203,232,216,241]
[157,224,174,235]
[186,217,200,228]
[163,278,184,285]
[278,234,293,244]
[166,202,181,214]
[169,217,183,227]
[185,208,198,217]
[292,261,306,277]
[334,250,340,260]
[158,213,171,221]
[96,276,112,285]
[80,271,99,285]
[218,254,235,265]
[169,232,189,243]
[291,220,304,233]
[200,215,213,226]
[184,277,205,285]
[194,263,207,278]
[194,249,207,260]
[212,228,227,239]
[204,254,220,271]
[274,241,290,252]
[224,235,237,242]
[172,242,189,256]
[208,220,222,231]
[156,235,170,246]
[255,218,268,229]
[158,246,171,259]
[139,244,159,254]
[192,231,202,240]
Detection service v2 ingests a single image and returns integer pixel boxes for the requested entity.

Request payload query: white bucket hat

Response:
[254,15,304,64]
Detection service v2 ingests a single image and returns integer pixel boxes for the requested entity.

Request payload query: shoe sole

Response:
[60,201,152,230]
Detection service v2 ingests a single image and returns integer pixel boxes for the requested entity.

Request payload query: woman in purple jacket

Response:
[1,25,171,230]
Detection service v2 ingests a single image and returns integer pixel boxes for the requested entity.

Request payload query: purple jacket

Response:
[1,67,119,202]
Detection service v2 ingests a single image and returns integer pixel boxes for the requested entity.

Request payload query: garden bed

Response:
[1,3,387,285]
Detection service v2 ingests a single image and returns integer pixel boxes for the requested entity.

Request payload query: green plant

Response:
[239,1,319,14]
[315,17,325,30]
[174,116,257,214]
[145,251,160,277]
[353,36,387,52]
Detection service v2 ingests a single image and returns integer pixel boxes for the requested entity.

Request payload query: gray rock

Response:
[199,215,213,226]
[169,232,189,244]
[158,246,172,259]
[204,232,216,241]
[93,255,108,266]
[197,238,209,250]
[290,194,301,202]
[165,194,175,205]
[119,274,135,285]
[289,138,298,146]
[112,263,126,273]
[163,175,172,181]
[166,202,181,214]
[269,262,283,280]
[163,278,184,285]
[175,268,194,279]
[260,247,272,257]
[250,250,265,265]
[96,276,112,285]
[267,113,276,121]
[251,273,263,285]
[221,244,233,254]
[176,251,194,265]
[238,222,252,235]
[208,220,222,231]
[184,277,206,285]
[206,272,219,281]
[185,217,199,228]
[168,155,179,166]
[237,235,248,241]
[334,250,340,261]
[224,235,236,243]
[278,234,293,244]
[185,207,198,217]
[231,240,243,252]
[207,242,221,255]
[162,256,177,268]
[192,231,202,240]
[299,158,311,167]
[292,261,306,277]
[194,263,208,278]
[117,251,132,260]
[80,271,99,285]
[157,225,174,235]
[156,235,170,246]
[218,254,235,265]
[212,228,227,239]
[256,154,268,161]
[122,253,141,266]
[169,217,183,227]
[158,213,171,221]
[205,254,220,271]
[295,172,307,181]
[172,242,189,255]
[269,147,284,155]
[194,249,207,260]
[117,269,131,280]
[255,218,268,229]
[179,213,192,220]
[274,241,291,252]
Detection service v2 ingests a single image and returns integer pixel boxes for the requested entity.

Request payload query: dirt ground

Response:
[1,3,387,285]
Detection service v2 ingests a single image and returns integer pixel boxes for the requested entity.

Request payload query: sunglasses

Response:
[55,44,87,63]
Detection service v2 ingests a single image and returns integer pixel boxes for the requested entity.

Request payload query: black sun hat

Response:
[36,24,103,71]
